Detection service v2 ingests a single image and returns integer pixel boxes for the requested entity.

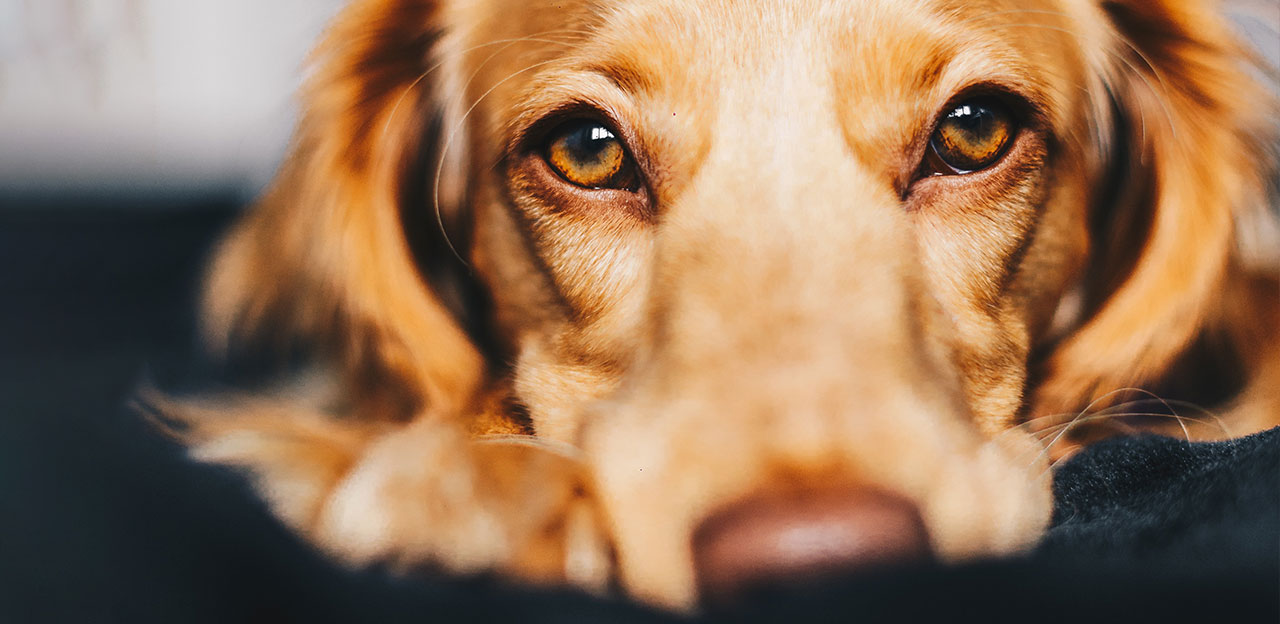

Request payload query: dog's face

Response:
[198,0,1274,610]
[467,0,1088,601]
[482,0,1077,438]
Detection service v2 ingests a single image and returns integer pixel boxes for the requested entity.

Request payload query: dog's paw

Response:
[170,394,613,591]
[312,420,613,590]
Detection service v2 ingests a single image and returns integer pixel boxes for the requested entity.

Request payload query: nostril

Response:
[692,487,932,604]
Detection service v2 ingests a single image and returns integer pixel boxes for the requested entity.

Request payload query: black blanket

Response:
[1,202,1276,623]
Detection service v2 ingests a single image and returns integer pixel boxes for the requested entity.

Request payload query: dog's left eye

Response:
[927,97,1016,174]
[545,120,639,190]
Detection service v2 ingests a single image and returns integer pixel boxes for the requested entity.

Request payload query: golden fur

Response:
[169,0,1279,610]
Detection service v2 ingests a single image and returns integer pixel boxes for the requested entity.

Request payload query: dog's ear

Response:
[1035,0,1275,413]
[203,0,483,419]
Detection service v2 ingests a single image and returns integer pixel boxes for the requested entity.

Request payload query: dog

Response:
[165,0,1279,610]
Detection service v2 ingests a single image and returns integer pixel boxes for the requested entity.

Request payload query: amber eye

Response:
[928,98,1016,173]
[545,120,638,190]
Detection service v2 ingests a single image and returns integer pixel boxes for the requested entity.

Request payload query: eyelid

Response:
[510,99,627,156]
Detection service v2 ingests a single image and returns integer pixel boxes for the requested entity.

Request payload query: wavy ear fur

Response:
[1035,0,1278,415]
[203,0,483,421]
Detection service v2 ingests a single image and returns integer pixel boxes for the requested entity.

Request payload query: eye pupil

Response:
[546,120,637,189]
[949,105,986,133]
[565,125,615,159]
[929,97,1015,174]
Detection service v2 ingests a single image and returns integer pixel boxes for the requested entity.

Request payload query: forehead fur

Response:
[450,0,1108,157]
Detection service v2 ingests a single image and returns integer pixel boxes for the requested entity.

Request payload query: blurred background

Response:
[0,5,389,621]
[0,0,1277,203]
[0,2,1275,621]
[0,0,344,200]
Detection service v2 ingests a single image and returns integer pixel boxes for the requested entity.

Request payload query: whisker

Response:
[434,57,567,264]
[380,30,587,142]
[365,28,592,265]
[968,21,1180,154]
[1110,37,1179,146]
[1092,387,1194,443]
[953,20,1118,162]
[973,7,1178,143]
[1030,411,1222,441]
[1024,386,1156,431]
[1147,398,1236,438]
[1024,387,1189,470]
[1027,401,1236,480]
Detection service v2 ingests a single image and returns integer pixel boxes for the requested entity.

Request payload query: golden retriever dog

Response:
[166,0,1279,610]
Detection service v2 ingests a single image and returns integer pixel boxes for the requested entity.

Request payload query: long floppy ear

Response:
[202,0,485,421]
[1034,0,1276,414]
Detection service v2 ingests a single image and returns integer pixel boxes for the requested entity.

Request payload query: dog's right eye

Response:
[545,120,639,190]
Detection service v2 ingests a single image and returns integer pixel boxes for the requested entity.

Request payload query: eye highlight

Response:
[545,120,639,190]
[927,97,1016,174]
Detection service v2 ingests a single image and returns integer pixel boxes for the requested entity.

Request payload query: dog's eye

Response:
[928,98,1015,174]
[545,120,638,190]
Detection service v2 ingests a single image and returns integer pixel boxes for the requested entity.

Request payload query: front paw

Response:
[313,420,613,590]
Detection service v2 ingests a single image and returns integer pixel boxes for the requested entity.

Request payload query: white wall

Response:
[0,0,1274,202]
[0,0,344,199]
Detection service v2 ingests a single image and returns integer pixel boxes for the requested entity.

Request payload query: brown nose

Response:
[692,487,932,604]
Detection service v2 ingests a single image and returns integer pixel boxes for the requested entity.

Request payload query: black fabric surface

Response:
[1,201,1276,623]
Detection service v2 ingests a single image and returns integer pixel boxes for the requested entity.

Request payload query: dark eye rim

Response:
[506,103,655,221]
[920,90,1026,177]
[537,115,643,192]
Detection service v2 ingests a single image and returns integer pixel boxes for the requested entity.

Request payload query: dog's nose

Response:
[692,487,931,603]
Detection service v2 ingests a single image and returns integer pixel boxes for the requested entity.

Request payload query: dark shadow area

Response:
[0,198,1275,622]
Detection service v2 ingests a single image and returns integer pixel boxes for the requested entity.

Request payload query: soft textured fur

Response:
[170,0,1279,610]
